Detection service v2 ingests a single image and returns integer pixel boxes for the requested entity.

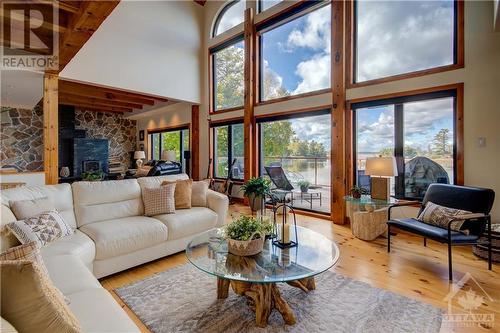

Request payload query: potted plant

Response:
[240,177,271,212]
[297,180,310,193]
[224,215,272,256]
[81,171,104,182]
[350,185,368,199]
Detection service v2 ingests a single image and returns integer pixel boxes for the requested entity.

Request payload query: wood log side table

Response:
[186,227,340,328]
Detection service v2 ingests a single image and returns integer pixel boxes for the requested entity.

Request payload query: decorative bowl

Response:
[227,237,265,256]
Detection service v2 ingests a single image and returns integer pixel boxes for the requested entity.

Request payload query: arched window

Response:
[213,0,245,37]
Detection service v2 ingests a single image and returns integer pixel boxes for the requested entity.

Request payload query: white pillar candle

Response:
[283,223,290,244]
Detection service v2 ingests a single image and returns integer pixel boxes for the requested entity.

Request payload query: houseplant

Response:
[297,180,310,193]
[81,170,104,182]
[350,185,368,199]
[240,177,271,212]
[224,215,272,256]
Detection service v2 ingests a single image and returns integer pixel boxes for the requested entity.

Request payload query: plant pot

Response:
[300,186,308,193]
[227,237,265,256]
[248,193,263,212]
[352,192,361,199]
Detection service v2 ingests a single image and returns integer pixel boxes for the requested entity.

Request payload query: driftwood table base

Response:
[217,277,315,327]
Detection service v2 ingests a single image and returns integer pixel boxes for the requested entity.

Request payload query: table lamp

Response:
[134,150,146,168]
[161,150,176,162]
[365,156,397,201]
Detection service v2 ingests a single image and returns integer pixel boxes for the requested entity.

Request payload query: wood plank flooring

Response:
[100,204,500,333]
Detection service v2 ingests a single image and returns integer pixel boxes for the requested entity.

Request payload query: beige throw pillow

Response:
[142,183,176,216]
[7,210,74,247]
[10,197,54,220]
[0,260,82,333]
[135,166,152,177]
[191,181,208,207]
[417,201,472,234]
[162,179,193,209]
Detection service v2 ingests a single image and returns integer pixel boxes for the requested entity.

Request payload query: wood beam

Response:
[60,93,143,109]
[191,105,200,180]
[43,73,59,185]
[331,0,346,224]
[243,7,256,182]
[58,99,132,113]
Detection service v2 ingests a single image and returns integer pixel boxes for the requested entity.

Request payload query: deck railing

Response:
[263,156,330,187]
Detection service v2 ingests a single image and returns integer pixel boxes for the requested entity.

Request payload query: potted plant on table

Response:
[81,170,104,182]
[297,180,310,193]
[240,177,271,212]
[349,185,368,199]
[224,215,272,256]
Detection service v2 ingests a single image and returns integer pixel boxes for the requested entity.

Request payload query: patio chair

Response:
[387,183,495,281]
[264,166,294,205]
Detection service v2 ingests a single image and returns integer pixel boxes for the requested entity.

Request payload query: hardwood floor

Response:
[100,204,500,333]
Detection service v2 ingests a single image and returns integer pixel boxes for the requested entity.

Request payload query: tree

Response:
[215,46,244,110]
[432,128,451,156]
[162,132,181,161]
[262,120,295,158]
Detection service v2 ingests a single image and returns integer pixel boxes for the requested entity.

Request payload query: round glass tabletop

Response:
[186,226,340,284]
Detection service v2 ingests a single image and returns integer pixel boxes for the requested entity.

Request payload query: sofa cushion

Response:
[1,184,77,229]
[79,216,168,260]
[10,197,54,220]
[136,173,189,189]
[43,255,100,296]
[67,288,140,333]
[72,179,144,227]
[40,230,96,269]
[154,207,218,241]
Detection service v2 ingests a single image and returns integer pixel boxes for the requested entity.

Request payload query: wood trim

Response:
[209,116,244,126]
[345,100,354,222]
[243,7,256,182]
[59,93,143,109]
[43,73,59,185]
[255,0,311,30]
[191,105,200,180]
[146,123,191,134]
[255,88,331,106]
[331,0,346,224]
[345,0,354,89]
[455,83,464,185]
[254,104,332,120]
[456,0,465,67]
[209,106,244,115]
[59,100,132,113]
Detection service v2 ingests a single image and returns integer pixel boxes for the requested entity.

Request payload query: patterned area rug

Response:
[115,264,442,333]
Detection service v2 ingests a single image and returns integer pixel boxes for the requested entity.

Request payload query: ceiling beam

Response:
[59,99,132,113]
[60,92,143,109]
[59,85,156,106]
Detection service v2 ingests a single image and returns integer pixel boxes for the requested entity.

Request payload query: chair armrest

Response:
[447,213,490,235]
[388,201,421,220]
[207,189,229,228]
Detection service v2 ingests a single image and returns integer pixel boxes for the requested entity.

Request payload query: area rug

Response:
[115,264,442,333]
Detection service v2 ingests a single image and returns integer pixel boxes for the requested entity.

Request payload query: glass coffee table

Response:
[186,226,340,327]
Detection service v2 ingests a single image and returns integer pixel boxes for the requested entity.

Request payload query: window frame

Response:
[212,0,244,38]
[210,120,245,181]
[256,0,332,104]
[209,34,245,114]
[350,85,464,200]
[148,125,190,172]
[346,0,464,88]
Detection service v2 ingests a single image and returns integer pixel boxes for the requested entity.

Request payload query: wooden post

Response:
[43,74,59,185]
[243,7,256,182]
[331,1,346,224]
[191,105,200,180]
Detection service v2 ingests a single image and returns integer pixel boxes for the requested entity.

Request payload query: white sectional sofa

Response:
[0,174,229,333]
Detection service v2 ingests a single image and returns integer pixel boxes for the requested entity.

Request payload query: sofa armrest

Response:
[206,190,229,227]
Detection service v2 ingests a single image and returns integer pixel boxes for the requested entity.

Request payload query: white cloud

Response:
[290,115,331,149]
[293,54,331,94]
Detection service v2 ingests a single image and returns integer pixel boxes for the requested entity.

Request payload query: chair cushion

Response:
[417,201,472,233]
[67,288,140,333]
[388,218,479,244]
[154,207,218,241]
[40,230,96,268]
[43,255,100,295]
[79,217,168,260]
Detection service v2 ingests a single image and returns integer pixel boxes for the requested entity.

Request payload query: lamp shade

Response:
[365,156,397,177]
[162,150,176,161]
[134,150,146,159]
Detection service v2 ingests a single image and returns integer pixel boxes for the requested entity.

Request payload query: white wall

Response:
[60,1,203,104]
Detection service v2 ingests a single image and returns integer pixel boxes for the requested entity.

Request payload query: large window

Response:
[212,122,244,180]
[355,0,457,83]
[353,90,458,199]
[259,3,331,102]
[213,0,245,37]
[212,38,245,111]
[259,0,282,12]
[258,111,331,214]
[149,127,190,173]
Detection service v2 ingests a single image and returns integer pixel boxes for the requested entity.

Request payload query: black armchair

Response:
[387,183,495,281]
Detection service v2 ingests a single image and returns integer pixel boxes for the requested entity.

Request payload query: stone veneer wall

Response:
[0,106,137,172]
[75,109,137,168]
[0,105,44,171]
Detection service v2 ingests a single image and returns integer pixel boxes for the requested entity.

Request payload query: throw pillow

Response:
[6,210,74,247]
[162,179,193,209]
[0,260,82,333]
[10,197,54,220]
[142,183,176,216]
[417,201,472,234]
[191,181,209,207]
[135,166,153,177]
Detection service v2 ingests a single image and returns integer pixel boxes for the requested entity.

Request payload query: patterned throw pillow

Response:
[162,179,193,209]
[142,183,176,216]
[417,201,472,234]
[6,210,74,247]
